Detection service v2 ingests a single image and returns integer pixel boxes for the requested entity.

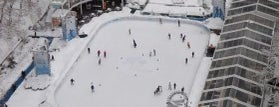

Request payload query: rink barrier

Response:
[48,13,211,107]
[0,62,34,105]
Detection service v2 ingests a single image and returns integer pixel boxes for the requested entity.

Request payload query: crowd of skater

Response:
[154,82,185,95]
[68,18,196,98]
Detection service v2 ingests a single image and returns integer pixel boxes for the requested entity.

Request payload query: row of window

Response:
[211,56,266,71]
[259,0,279,10]
[217,38,270,52]
[247,22,273,36]
[223,21,273,36]
[214,47,268,63]
[200,88,261,106]
[227,5,256,16]
[204,77,262,95]
[220,30,272,44]
[199,99,246,107]
[224,14,274,28]
[257,5,279,18]
[230,0,257,9]
[207,66,260,82]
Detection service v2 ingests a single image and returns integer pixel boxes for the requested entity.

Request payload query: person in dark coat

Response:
[51,55,54,61]
[174,83,177,90]
[103,51,107,58]
[88,48,91,54]
[133,39,137,48]
[98,58,102,65]
[181,87,184,92]
[182,36,186,42]
[70,78,75,85]
[91,84,95,92]
[168,33,171,40]
[97,50,101,57]
[185,58,188,64]
[21,70,26,77]
[192,52,195,58]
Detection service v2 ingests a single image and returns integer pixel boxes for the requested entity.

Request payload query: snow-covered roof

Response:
[149,0,202,7]
[52,9,69,18]
[203,18,223,29]
[142,3,211,16]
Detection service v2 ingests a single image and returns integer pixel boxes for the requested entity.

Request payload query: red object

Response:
[187,42,191,48]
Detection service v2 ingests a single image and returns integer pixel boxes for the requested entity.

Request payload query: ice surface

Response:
[55,17,210,107]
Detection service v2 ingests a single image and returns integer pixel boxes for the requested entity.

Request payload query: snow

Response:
[24,72,51,91]
[188,57,212,107]
[4,2,224,106]
[54,16,210,107]
[209,33,220,47]
[52,9,69,18]
[203,18,223,30]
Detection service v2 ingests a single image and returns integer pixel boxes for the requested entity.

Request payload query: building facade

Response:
[199,0,279,107]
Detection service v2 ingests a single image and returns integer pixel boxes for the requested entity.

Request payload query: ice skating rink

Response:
[55,18,210,107]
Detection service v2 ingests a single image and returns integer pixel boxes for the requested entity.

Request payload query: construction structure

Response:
[33,39,51,76]
[199,0,279,106]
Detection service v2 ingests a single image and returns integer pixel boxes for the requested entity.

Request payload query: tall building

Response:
[199,0,279,107]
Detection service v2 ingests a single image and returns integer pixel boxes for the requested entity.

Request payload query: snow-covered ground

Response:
[54,16,210,107]
[5,7,217,106]
[0,0,50,100]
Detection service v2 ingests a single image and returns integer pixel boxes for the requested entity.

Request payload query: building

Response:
[199,0,279,107]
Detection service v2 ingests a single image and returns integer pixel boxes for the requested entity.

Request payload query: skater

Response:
[51,55,54,61]
[187,42,191,49]
[103,51,107,58]
[159,18,162,24]
[192,52,195,58]
[91,84,95,92]
[178,20,181,27]
[168,33,171,40]
[185,58,188,64]
[97,50,101,57]
[180,33,183,38]
[154,86,162,95]
[181,87,184,92]
[182,35,186,42]
[70,78,75,85]
[98,58,101,65]
[88,48,91,54]
[133,39,137,48]
[168,82,172,90]
[149,51,152,57]
[153,49,156,56]
[174,83,177,90]
[129,28,131,35]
